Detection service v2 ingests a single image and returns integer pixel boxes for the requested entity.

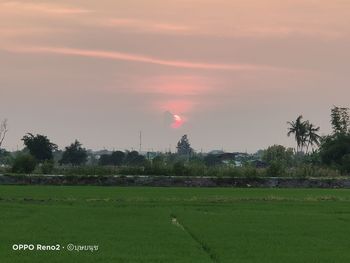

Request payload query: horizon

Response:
[1,0,350,152]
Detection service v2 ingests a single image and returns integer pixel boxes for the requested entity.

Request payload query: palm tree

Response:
[287,115,307,153]
[305,122,321,154]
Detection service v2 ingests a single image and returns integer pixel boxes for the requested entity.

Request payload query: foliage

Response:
[173,161,188,176]
[0,119,8,149]
[0,149,13,166]
[262,145,294,166]
[40,160,55,174]
[22,133,57,162]
[176,135,193,156]
[266,161,286,177]
[12,154,36,174]
[99,151,125,166]
[60,140,87,166]
[287,116,320,153]
[204,154,222,166]
[110,151,125,165]
[287,115,307,152]
[125,151,146,166]
[63,166,118,176]
[305,122,321,153]
[319,134,350,173]
[331,106,350,135]
[99,154,111,166]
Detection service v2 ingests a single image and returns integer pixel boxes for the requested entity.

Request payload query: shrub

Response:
[242,166,261,178]
[266,161,286,177]
[57,165,118,176]
[187,163,207,177]
[290,164,315,178]
[319,134,350,173]
[289,165,342,178]
[41,160,54,174]
[341,154,350,174]
[118,166,144,175]
[262,145,294,167]
[12,154,37,174]
[173,161,188,176]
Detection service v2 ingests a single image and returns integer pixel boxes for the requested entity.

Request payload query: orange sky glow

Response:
[1,0,350,152]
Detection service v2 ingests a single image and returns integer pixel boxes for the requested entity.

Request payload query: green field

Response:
[1,186,350,262]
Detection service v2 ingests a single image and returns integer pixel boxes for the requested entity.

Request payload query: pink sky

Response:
[0,0,350,152]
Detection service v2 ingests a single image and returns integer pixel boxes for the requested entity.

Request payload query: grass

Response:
[1,187,350,262]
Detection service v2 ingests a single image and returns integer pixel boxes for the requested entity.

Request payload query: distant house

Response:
[144,151,160,160]
[234,161,243,167]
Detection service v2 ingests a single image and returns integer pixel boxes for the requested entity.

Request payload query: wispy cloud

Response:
[137,75,213,96]
[0,1,92,15]
[3,45,289,72]
[0,27,69,39]
[103,18,193,34]
[222,25,345,39]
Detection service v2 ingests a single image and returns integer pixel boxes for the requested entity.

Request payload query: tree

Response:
[22,133,57,162]
[287,116,321,154]
[176,135,193,155]
[262,145,294,166]
[287,115,308,153]
[125,151,145,166]
[99,154,112,166]
[0,119,8,149]
[99,151,125,166]
[305,122,321,154]
[319,134,350,173]
[319,106,350,173]
[0,149,12,165]
[60,140,87,166]
[12,154,36,174]
[331,106,350,135]
[262,145,294,177]
[110,151,125,166]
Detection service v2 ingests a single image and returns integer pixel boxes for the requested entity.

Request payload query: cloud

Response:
[0,27,69,39]
[157,100,195,115]
[0,1,92,15]
[101,18,194,35]
[221,25,345,39]
[3,45,290,72]
[136,75,213,96]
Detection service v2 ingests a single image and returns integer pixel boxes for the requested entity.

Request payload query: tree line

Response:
[1,105,350,175]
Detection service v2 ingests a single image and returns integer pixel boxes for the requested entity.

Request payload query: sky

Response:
[0,0,350,153]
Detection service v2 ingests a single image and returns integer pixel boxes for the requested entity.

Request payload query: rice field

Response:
[1,186,350,262]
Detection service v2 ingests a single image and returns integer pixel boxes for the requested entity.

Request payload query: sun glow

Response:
[171,114,184,128]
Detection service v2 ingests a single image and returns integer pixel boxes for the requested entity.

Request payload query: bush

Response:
[56,165,118,176]
[289,165,342,178]
[118,166,144,175]
[173,161,188,176]
[341,154,350,174]
[266,161,286,177]
[262,145,294,167]
[319,134,350,173]
[41,160,54,174]
[12,154,37,174]
[290,164,315,178]
[187,163,207,177]
[242,166,261,178]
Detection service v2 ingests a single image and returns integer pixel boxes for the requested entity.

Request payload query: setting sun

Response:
[171,114,184,129]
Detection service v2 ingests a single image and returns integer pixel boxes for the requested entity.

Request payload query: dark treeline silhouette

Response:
[0,106,349,176]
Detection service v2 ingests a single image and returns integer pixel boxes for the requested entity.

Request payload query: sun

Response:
[171,114,184,128]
